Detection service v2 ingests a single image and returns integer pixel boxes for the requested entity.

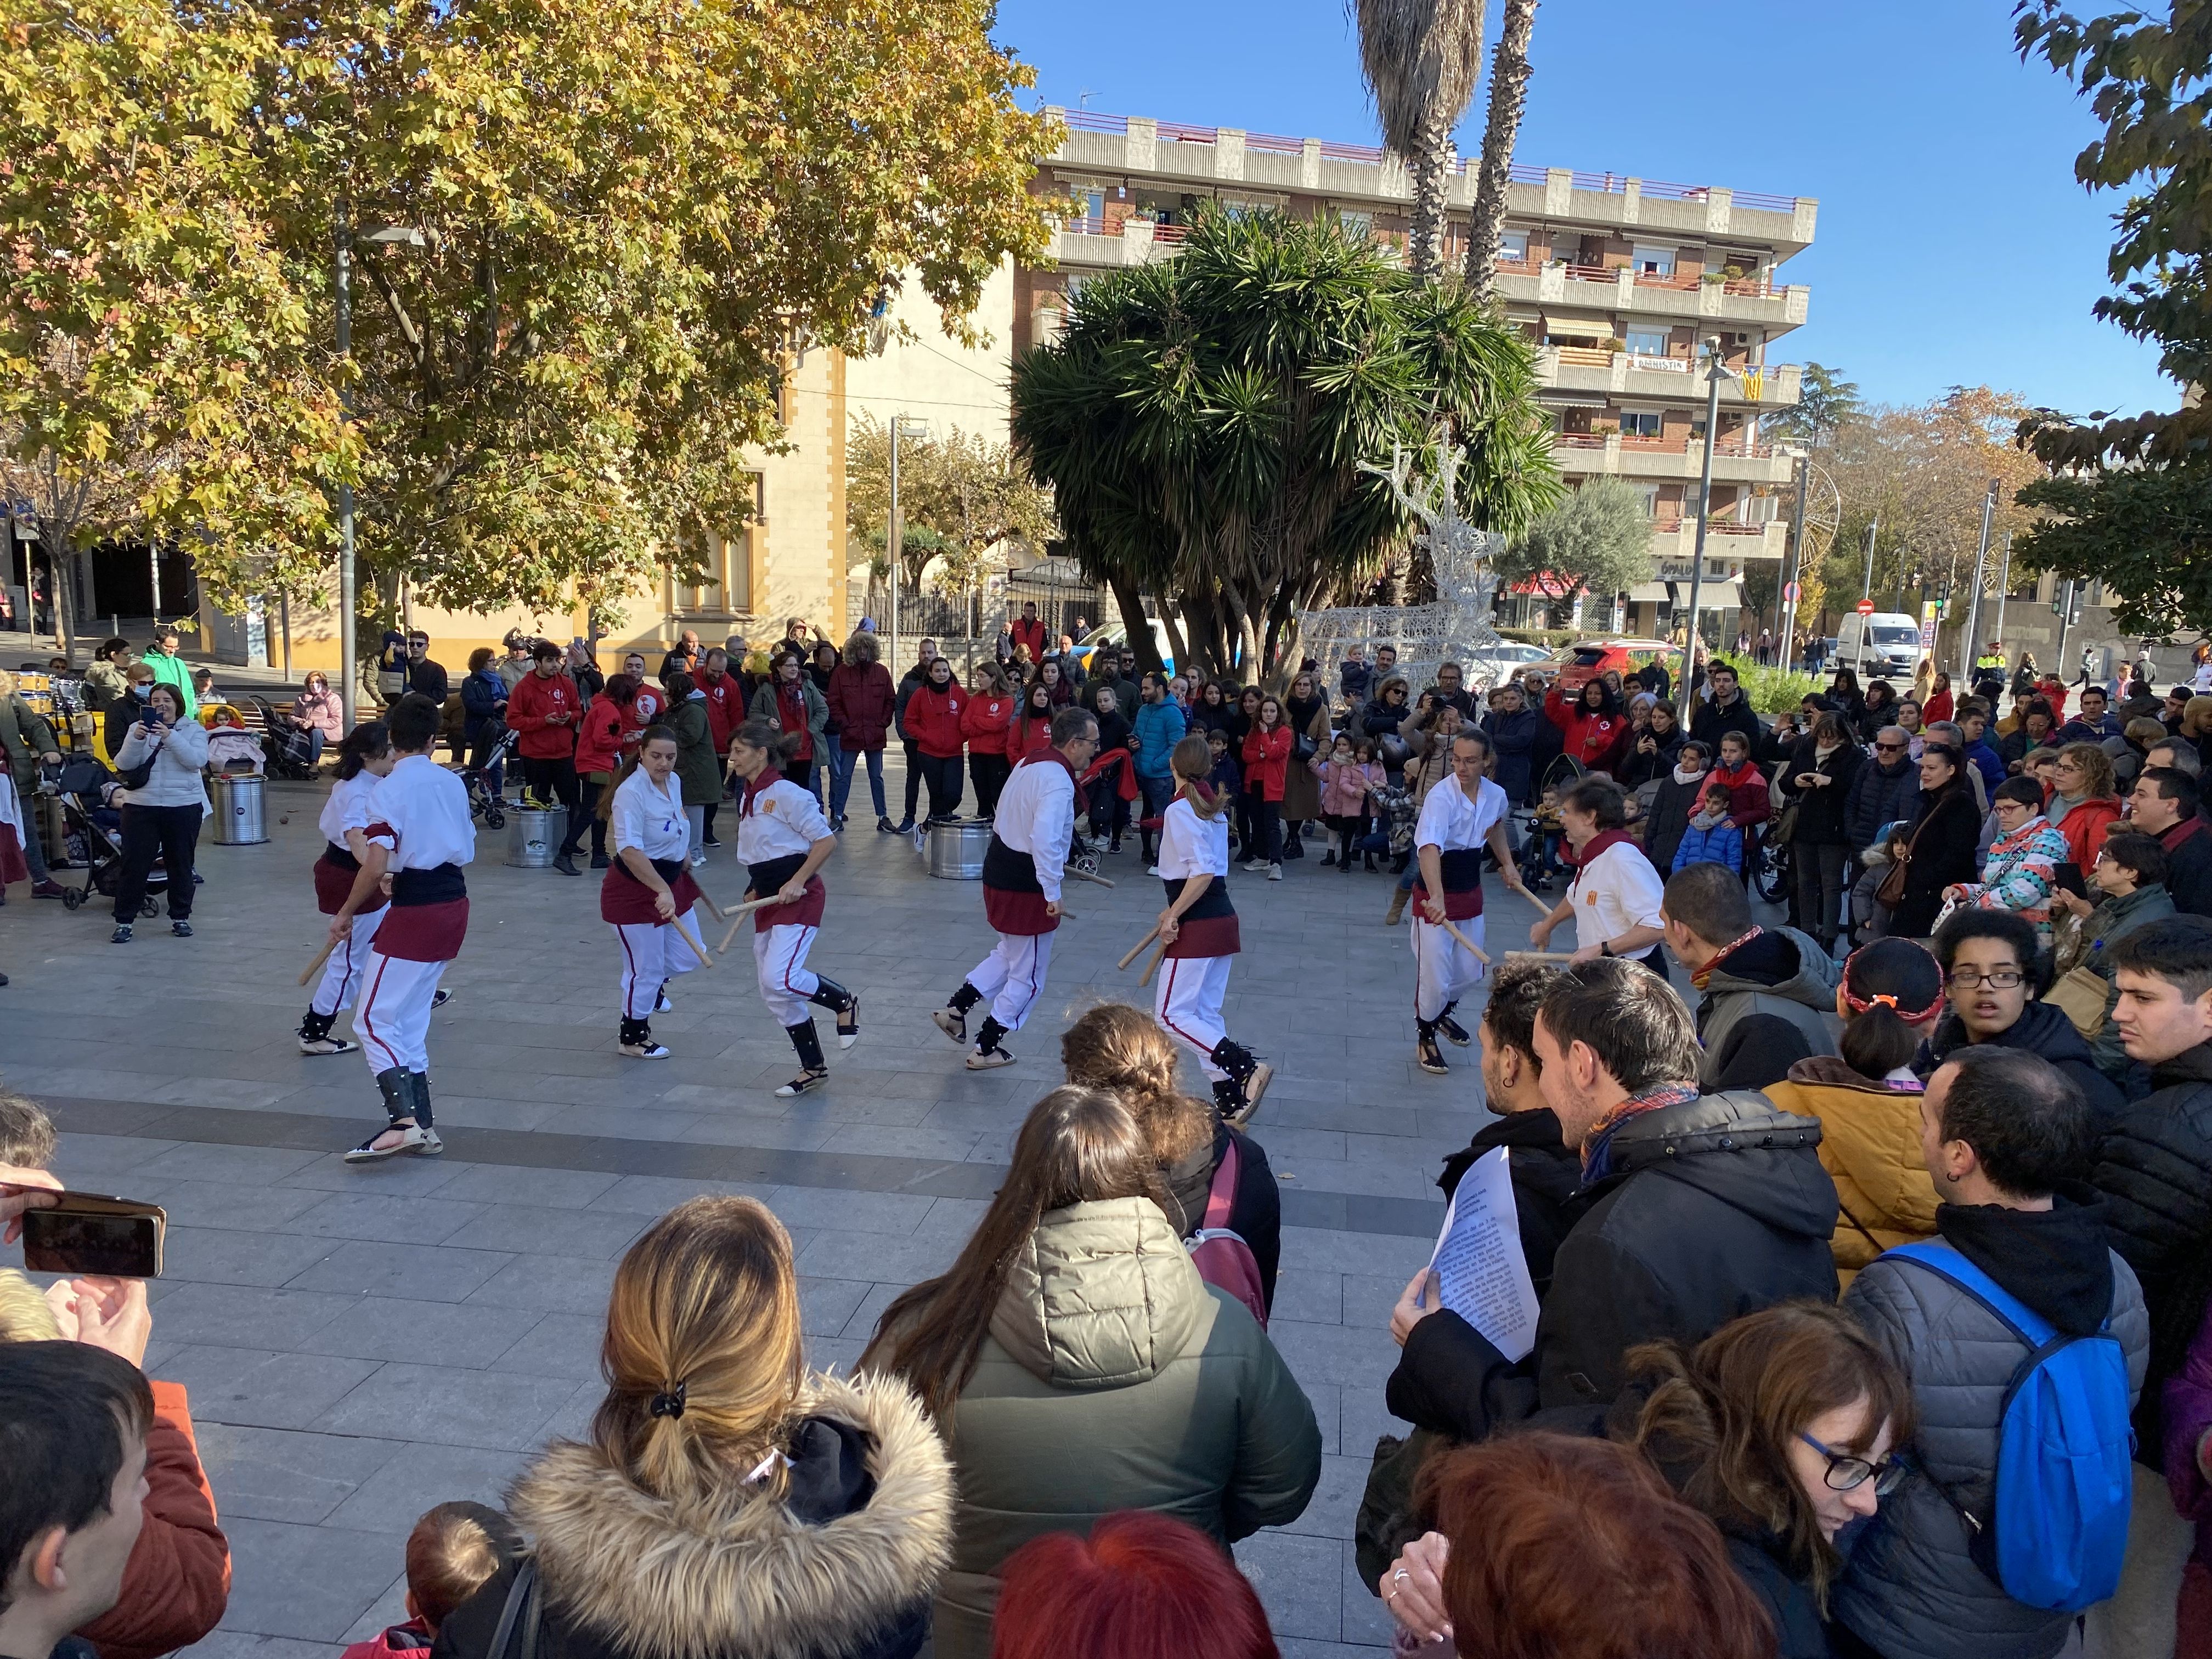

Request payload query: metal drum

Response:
[926,817,991,879]
[505,805,560,868]
[211,774,268,845]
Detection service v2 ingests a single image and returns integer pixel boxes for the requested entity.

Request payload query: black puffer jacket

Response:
[1644,770,1706,874]
[1835,1197,2148,1659]
[1843,753,1918,855]
[1435,1108,1581,1302]
[1887,784,1982,938]
[1386,1091,1838,1441]
[2090,1040,2212,1466]
[1914,1000,2128,1135]
[1778,735,1864,847]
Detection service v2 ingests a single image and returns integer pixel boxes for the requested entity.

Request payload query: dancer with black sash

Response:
[1153,733,1272,1122]
[1410,727,1529,1076]
[933,704,1098,1069]
[728,719,857,1095]
[331,694,473,1162]
[600,726,709,1059]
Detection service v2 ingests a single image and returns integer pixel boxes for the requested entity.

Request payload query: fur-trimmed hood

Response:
[509,1370,953,1659]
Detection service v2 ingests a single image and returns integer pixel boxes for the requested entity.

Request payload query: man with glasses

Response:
[1844,726,1920,866]
[1833,1046,2148,1659]
[1430,661,1474,718]
[1916,908,2125,1123]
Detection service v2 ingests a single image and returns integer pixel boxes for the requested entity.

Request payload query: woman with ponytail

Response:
[1149,733,1272,1121]
[300,721,400,1056]
[728,719,861,1094]
[436,1197,953,1659]
[596,727,712,1059]
[1762,937,1944,1286]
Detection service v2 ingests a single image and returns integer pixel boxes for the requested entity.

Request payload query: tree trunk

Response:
[42,533,76,657]
[1107,573,1156,673]
[1407,103,1457,279]
[1464,0,1539,297]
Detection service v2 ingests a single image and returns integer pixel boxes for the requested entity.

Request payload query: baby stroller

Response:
[250,695,320,781]
[462,728,516,830]
[50,756,163,917]
[1359,782,1417,872]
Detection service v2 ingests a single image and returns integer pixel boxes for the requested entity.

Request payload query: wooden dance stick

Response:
[1118,923,1164,971]
[1437,915,1491,966]
[674,914,716,970]
[297,933,340,988]
[1137,938,1170,989]
[687,877,732,919]
[1069,867,1116,889]
[715,893,786,955]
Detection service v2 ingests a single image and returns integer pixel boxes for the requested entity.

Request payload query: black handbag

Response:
[484,1559,541,1659]
[1353,1426,1446,1592]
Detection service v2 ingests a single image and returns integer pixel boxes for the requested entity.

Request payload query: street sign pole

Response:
[1959,478,1999,685]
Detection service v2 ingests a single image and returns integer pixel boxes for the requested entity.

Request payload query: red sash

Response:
[314,849,387,917]
[752,873,827,935]
[373,898,468,962]
[599,864,705,927]
[1164,913,1241,958]
[984,885,1056,936]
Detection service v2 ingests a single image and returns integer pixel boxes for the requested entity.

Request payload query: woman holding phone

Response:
[109,682,209,944]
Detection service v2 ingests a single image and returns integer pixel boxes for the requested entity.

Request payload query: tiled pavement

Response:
[0,763,1555,1658]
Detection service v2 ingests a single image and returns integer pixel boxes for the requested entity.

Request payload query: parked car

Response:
[1070,619,1178,675]
[1549,637,1679,693]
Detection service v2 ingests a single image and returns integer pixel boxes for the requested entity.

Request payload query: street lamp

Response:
[333,216,427,733]
[887,415,927,671]
[1675,337,1741,721]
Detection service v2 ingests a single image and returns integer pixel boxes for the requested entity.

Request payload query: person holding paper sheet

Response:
[1528,776,1668,979]
[729,719,858,1097]
[1384,958,1838,1447]
[1410,728,1533,1078]
[599,727,709,1062]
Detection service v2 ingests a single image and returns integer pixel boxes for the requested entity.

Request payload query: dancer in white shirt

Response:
[300,721,396,1057]
[934,705,1098,1068]
[1153,733,1272,1122]
[1529,775,1668,976]
[729,719,856,1096]
[599,727,710,1059]
[1410,728,1531,1076]
[329,694,474,1163]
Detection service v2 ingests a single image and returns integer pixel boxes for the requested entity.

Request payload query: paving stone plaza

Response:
[0,759,1547,1658]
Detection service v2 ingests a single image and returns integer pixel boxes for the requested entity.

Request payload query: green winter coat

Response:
[927,1196,1322,1659]
[664,697,720,808]
[0,695,57,787]
[139,646,198,718]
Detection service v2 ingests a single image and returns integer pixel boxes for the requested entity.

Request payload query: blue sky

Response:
[992,0,2172,419]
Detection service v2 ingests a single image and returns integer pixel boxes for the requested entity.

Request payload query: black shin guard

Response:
[975,1014,1011,1055]
[407,1071,435,1131]
[374,1066,409,1125]
[808,976,856,1015]
[949,981,983,1015]
[786,1018,826,1070]
[300,1008,336,1041]
[1209,1037,1259,1084]
[619,1017,651,1046]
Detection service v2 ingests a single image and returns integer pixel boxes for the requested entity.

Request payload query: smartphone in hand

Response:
[19,1192,167,1278]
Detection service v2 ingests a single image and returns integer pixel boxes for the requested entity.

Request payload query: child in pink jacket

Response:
[1311,733,1385,872]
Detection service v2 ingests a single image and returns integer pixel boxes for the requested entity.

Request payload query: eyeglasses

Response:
[1873,741,1906,752]
[1948,968,2024,989]
[1798,1434,1906,1496]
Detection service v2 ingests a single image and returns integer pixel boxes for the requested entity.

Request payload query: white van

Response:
[1833,611,1923,682]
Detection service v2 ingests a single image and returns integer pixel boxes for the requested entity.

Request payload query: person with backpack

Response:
[1833,1046,2149,1659]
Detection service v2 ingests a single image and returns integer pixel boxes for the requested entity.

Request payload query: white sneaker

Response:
[687,850,707,868]
[1268,863,1284,881]
[1147,865,1161,877]
[1242,859,1268,873]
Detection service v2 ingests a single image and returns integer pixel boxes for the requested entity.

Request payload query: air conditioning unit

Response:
[1731,332,1750,345]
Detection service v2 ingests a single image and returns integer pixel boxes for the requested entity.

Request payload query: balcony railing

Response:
[1555,434,1781,459]
[1057,214,1110,236]
[1555,345,1615,366]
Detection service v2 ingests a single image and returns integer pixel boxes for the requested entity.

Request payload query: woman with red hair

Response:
[990,1511,1275,1659]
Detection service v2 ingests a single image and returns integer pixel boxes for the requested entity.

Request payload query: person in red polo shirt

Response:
[696,647,744,848]
[504,642,586,875]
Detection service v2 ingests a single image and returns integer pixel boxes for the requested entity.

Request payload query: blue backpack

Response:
[1886,1242,2134,1611]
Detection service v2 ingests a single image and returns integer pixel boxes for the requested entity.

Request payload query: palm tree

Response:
[1354,0,1488,279]
[1463,0,1538,297]
[1011,208,1560,682]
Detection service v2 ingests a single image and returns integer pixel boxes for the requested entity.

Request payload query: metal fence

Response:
[861,572,1104,650]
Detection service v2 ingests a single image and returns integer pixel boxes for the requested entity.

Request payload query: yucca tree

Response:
[1355,0,1487,277]
[1464,0,1539,297]
[1011,209,1559,684]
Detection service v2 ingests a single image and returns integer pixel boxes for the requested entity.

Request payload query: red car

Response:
[1549,638,1678,694]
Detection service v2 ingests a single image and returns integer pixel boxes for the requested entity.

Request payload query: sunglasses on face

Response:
[1798,1434,1907,1496]
[1874,741,1905,752]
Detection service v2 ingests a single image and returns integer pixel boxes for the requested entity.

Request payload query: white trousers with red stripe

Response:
[357,951,451,1076]
[967,932,1054,1032]
[312,911,385,1018]
[1411,912,1486,1023]
[1155,953,1233,1080]
[754,923,825,1025]
[616,917,704,1020]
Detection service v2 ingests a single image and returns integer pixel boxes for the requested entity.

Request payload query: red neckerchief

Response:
[737,769,780,818]
[1564,827,1636,872]
[1690,925,1763,991]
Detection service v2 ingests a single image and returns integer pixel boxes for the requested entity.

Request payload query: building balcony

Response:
[1043,110,1818,253]
[1538,347,1801,408]
[1645,518,1789,563]
[1046,215,1189,268]
[1494,261,1809,330]
[1548,431,1800,486]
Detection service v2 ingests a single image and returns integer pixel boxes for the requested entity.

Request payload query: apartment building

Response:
[1023,110,1818,640]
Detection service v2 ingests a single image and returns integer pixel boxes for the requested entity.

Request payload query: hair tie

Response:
[650,1381,687,1419]
[1866,993,1898,1009]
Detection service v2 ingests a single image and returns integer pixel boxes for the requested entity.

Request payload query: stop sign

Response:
[1856,599,1875,616]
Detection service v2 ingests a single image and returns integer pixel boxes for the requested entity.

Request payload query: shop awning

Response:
[1538,390,1610,409]
[1542,315,1613,340]
[1626,582,1672,604]
[1671,578,1744,610]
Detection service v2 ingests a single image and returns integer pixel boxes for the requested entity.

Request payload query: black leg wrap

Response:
[300,1008,335,1041]
[809,977,856,1015]
[375,1066,409,1125]
[407,1071,435,1130]
[620,1017,651,1046]
[787,1018,826,1070]
[1209,1038,1259,1084]
[975,1015,1011,1054]
[1212,1077,1244,1114]
[949,981,983,1015]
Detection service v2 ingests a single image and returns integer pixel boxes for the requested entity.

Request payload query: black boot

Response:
[809,977,860,1048]
[1321,848,1338,867]
[968,1014,1015,1069]
[777,1018,829,1095]
[934,981,981,1044]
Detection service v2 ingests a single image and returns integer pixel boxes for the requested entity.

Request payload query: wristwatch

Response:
[1600,940,1614,957]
